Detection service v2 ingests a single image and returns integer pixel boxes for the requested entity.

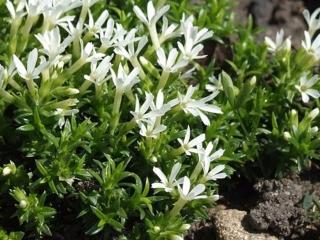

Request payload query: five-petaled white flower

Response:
[177,176,207,201]
[157,48,188,73]
[149,89,172,117]
[201,161,227,182]
[131,93,154,124]
[80,41,105,63]
[114,35,148,60]
[111,64,140,93]
[152,163,181,192]
[13,48,47,81]
[138,117,166,139]
[198,142,225,164]
[302,31,320,60]
[35,27,73,64]
[264,29,291,53]
[295,73,320,103]
[133,1,169,27]
[84,55,113,86]
[178,15,213,61]
[177,126,205,155]
[303,8,320,37]
[159,16,179,44]
[170,85,222,126]
[133,1,170,49]
[86,10,109,37]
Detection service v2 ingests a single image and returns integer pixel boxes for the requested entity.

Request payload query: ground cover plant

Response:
[0,0,319,239]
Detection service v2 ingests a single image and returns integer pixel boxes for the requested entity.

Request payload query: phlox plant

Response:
[0,0,319,239]
[0,0,232,239]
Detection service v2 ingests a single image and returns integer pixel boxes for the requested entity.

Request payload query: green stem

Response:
[131,57,146,80]
[170,198,187,217]
[169,146,185,157]
[66,58,85,75]
[190,161,202,181]
[157,70,170,91]
[111,90,123,133]
[79,80,93,95]
[148,24,160,50]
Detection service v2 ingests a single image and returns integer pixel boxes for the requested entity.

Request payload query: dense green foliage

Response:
[0,0,319,239]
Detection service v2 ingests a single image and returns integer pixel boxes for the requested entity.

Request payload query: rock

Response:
[213,209,278,240]
[247,179,308,237]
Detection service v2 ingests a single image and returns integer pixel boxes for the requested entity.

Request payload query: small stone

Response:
[213,209,278,240]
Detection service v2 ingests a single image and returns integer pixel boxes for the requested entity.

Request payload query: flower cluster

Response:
[0,0,227,239]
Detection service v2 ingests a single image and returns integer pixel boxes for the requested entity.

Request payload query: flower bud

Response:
[283,131,291,140]
[308,108,319,120]
[2,161,16,176]
[19,200,27,209]
[153,226,161,232]
[2,167,11,176]
[151,156,158,163]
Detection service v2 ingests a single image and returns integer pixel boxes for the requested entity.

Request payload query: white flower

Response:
[84,55,113,86]
[264,29,291,53]
[133,1,170,49]
[198,142,225,164]
[42,1,79,28]
[177,126,205,155]
[295,73,320,103]
[13,48,47,81]
[201,163,227,182]
[6,0,26,20]
[149,89,172,117]
[206,75,222,92]
[35,27,73,64]
[113,26,139,49]
[54,108,79,128]
[80,41,105,63]
[131,93,154,124]
[159,16,179,43]
[138,117,167,139]
[114,35,148,60]
[172,85,222,126]
[133,1,169,27]
[177,176,207,201]
[85,10,109,36]
[152,162,181,192]
[111,64,140,93]
[60,20,82,41]
[25,0,47,17]
[178,15,213,61]
[303,8,320,36]
[302,31,320,60]
[157,48,188,73]
[99,18,115,49]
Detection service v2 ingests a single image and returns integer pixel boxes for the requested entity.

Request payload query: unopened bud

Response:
[19,200,27,209]
[2,166,11,176]
[283,131,291,140]
[154,226,161,232]
[250,76,257,86]
[308,108,319,120]
[2,161,16,176]
[311,126,319,134]
[66,88,80,95]
[151,156,158,163]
